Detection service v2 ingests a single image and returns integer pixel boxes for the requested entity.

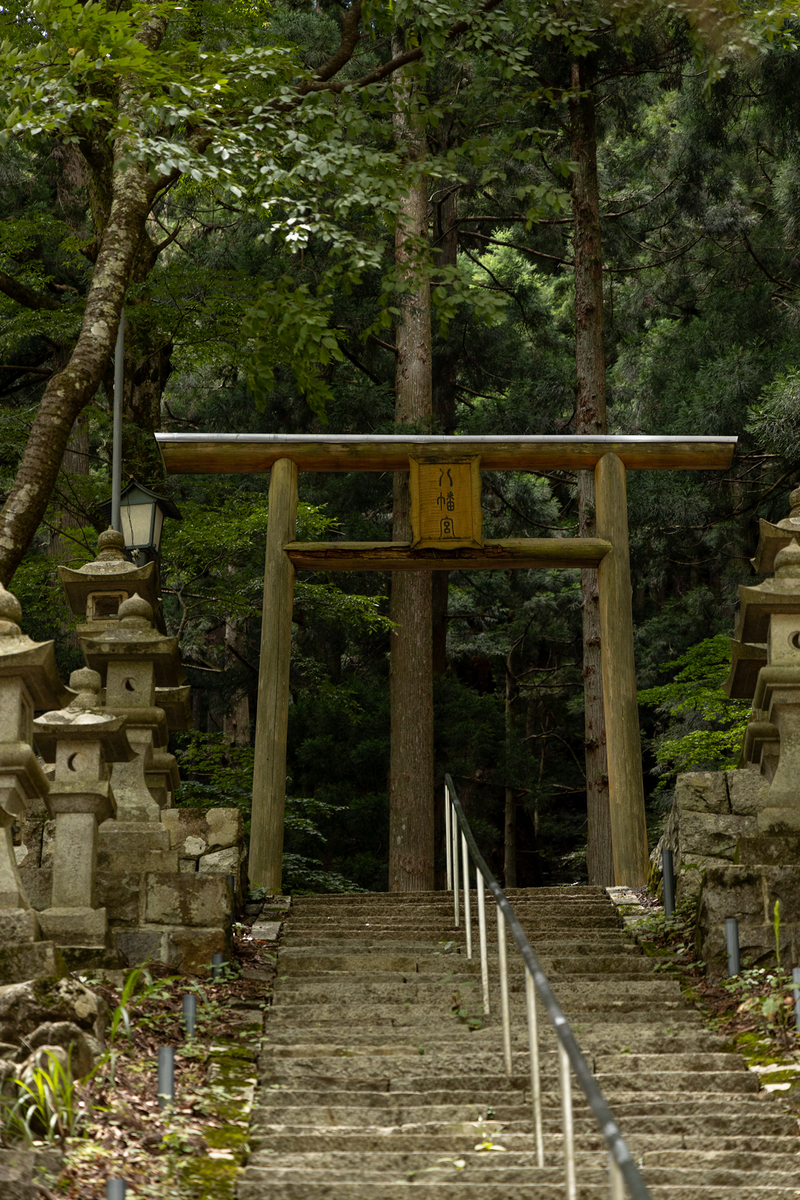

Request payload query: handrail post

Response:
[497,904,512,1076]
[609,1151,625,1200]
[452,795,460,927]
[525,969,544,1168]
[476,872,490,1014]
[558,1041,577,1200]
[461,832,473,960]
[445,784,452,890]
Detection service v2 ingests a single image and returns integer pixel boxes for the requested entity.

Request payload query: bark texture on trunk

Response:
[389,52,435,892]
[431,186,459,676]
[570,57,614,887]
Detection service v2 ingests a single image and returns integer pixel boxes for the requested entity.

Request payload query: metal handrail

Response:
[444,774,652,1200]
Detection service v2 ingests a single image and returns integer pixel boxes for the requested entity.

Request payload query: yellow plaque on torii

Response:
[409,455,482,549]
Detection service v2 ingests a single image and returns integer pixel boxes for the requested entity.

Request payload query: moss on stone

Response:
[179,1153,239,1199]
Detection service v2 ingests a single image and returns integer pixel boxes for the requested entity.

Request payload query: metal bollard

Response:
[211,952,224,980]
[793,967,800,1032]
[662,847,675,918]
[182,994,197,1038]
[106,1180,126,1200]
[725,917,740,976]
[157,1046,175,1109]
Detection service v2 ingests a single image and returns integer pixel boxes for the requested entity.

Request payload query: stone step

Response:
[256,1056,752,1087]
[244,1161,800,1185]
[258,1050,751,1075]
[263,1006,705,1027]
[292,888,611,903]
[250,1080,763,1125]
[279,932,637,947]
[249,1132,800,1155]
[276,952,656,975]
[246,1147,800,1171]
[287,914,623,930]
[250,1075,758,1110]
[271,981,685,1009]
[242,885,800,1200]
[260,1026,724,1051]
[237,1180,800,1200]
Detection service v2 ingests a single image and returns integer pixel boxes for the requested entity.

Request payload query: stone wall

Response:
[655,768,800,978]
[13,806,246,974]
[654,769,764,904]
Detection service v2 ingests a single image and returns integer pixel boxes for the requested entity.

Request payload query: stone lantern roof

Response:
[58,528,158,629]
[750,484,800,574]
[0,582,71,710]
[733,538,800,645]
[33,667,134,767]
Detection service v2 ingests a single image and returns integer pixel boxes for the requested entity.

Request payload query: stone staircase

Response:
[238,887,800,1199]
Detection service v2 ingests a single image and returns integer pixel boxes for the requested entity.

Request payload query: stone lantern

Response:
[725,492,800,831]
[0,581,69,978]
[34,668,133,953]
[80,592,184,829]
[59,529,192,794]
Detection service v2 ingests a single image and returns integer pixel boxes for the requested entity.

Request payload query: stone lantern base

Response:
[652,768,800,977]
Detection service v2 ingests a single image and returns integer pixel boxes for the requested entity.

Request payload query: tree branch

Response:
[301,0,505,94]
[461,230,572,267]
[0,271,61,311]
[312,1,364,83]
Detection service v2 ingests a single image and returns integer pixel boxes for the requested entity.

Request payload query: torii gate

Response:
[156,433,737,890]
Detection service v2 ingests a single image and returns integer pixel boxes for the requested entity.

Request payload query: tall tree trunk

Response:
[389,50,434,892]
[504,650,517,888]
[431,186,459,675]
[0,14,169,586]
[570,57,614,886]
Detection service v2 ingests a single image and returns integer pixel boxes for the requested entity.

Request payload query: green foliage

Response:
[107,966,180,1047]
[722,904,798,1047]
[243,279,346,420]
[638,636,750,788]
[174,732,255,821]
[281,852,367,894]
[173,730,367,891]
[746,368,800,462]
[1,1049,87,1147]
[7,0,800,893]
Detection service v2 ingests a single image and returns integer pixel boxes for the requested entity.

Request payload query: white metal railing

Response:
[444,774,652,1200]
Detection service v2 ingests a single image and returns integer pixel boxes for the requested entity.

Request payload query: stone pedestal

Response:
[754,666,800,831]
[34,668,132,954]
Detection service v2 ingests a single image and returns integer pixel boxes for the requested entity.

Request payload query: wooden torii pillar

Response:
[156,433,737,890]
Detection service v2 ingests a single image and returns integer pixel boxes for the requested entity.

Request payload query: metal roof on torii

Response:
[156,432,738,892]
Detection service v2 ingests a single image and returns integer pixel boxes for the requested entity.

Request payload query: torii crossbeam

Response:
[157,433,738,890]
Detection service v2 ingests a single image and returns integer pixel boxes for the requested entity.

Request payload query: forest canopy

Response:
[2,0,800,891]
